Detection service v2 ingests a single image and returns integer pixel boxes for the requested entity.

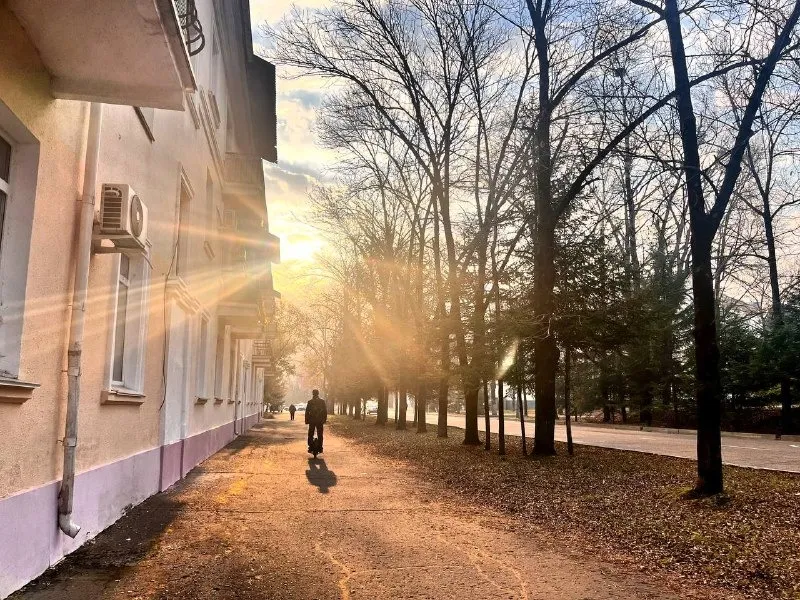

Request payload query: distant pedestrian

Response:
[289,404,296,421]
[306,390,328,454]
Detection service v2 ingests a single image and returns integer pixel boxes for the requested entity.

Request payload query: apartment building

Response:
[0,1,279,596]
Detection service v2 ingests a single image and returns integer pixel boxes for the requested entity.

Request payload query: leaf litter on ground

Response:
[332,416,800,600]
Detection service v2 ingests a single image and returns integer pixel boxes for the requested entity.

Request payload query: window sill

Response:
[0,377,40,404]
[196,396,209,405]
[102,388,145,405]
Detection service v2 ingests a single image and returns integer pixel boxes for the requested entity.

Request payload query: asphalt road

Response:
[423,412,800,473]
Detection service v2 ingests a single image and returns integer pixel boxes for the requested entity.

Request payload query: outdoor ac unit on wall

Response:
[96,184,148,251]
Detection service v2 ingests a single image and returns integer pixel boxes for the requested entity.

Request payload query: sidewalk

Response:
[427,412,800,472]
[14,416,704,599]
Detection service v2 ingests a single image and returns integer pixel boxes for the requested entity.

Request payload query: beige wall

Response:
[0,5,87,498]
[0,0,266,501]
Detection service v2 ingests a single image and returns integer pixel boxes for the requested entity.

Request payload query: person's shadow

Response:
[306,459,337,494]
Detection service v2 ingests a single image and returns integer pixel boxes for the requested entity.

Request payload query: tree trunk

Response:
[397,387,407,430]
[763,202,793,434]
[498,378,506,456]
[417,385,427,433]
[530,2,557,457]
[437,376,448,438]
[483,381,491,451]
[523,383,529,417]
[434,199,449,439]
[376,386,389,425]
[533,226,558,455]
[664,0,726,494]
[690,229,724,494]
[564,346,574,456]
[463,385,481,445]
[518,383,527,456]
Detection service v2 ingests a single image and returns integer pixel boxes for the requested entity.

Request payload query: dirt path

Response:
[14,417,699,599]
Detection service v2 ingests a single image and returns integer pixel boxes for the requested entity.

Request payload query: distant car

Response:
[295,404,307,412]
[365,402,378,415]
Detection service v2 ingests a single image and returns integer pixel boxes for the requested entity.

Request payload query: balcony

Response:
[224,153,264,197]
[174,0,205,57]
[218,272,273,340]
[7,0,197,110]
[252,340,271,368]
[245,56,278,164]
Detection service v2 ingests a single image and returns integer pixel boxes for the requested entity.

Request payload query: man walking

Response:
[305,389,328,454]
[288,403,296,421]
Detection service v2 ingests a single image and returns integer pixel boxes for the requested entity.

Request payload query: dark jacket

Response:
[288,404,296,413]
[305,397,328,425]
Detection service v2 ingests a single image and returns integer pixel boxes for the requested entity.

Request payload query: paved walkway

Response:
[425,412,800,472]
[15,417,711,599]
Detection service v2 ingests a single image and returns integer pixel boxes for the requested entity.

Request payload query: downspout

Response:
[58,102,103,538]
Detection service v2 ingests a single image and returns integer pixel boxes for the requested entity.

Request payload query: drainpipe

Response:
[58,102,103,538]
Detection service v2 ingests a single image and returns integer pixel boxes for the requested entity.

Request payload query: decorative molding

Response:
[203,240,215,260]
[214,397,225,405]
[165,276,202,314]
[101,389,145,405]
[195,396,209,405]
[198,88,224,179]
[185,92,202,130]
[0,378,39,404]
[179,166,195,200]
[208,90,222,129]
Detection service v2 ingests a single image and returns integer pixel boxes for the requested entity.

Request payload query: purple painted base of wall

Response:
[0,415,260,599]
[159,420,236,491]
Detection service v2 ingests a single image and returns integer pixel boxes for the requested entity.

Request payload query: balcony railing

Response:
[224,154,264,190]
[253,340,271,366]
[175,0,205,56]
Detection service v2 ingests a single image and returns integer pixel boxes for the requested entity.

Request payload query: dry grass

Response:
[332,416,800,599]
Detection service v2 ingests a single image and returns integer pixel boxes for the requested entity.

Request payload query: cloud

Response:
[263,160,331,200]
[282,89,323,110]
[264,164,311,196]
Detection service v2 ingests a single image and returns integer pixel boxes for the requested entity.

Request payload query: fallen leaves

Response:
[333,417,800,600]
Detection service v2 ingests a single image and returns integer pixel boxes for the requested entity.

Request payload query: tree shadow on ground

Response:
[305,459,338,494]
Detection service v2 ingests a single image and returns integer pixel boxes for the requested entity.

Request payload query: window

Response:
[0,104,40,382]
[204,171,215,258]
[211,29,221,95]
[176,184,191,278]
[110,253,149,393]
[213,324,226,400]
[0,135,10,257]
[196,315,209,399]
[112,255,130,383]
[229,343,237,401]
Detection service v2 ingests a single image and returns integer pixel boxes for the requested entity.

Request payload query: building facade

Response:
[0,1,279,596]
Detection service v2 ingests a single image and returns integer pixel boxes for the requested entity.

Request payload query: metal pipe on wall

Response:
[58,102,103,538]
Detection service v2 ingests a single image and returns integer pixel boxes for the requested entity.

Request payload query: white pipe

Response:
[58,102,103,538]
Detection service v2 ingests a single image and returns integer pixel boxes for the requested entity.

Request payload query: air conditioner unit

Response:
[97,184,148,250]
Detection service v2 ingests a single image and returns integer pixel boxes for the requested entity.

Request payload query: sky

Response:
[250,0,334,302]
